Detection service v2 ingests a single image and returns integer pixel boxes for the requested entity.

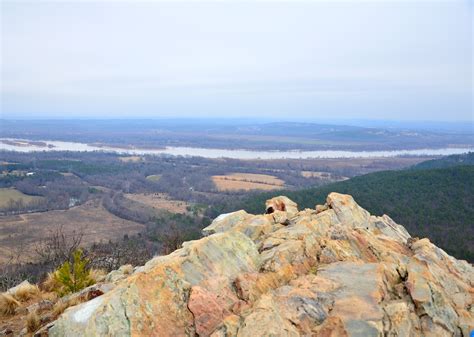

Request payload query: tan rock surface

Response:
[48,193,473,337]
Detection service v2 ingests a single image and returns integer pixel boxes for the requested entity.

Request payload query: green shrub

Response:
[54,250,94,296]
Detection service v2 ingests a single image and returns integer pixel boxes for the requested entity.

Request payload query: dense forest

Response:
[411,151,474,170]
[219,159,474,262]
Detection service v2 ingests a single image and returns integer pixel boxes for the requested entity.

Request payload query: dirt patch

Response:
[212,173,284,191]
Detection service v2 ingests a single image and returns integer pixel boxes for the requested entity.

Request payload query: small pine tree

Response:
[54,249,94,296]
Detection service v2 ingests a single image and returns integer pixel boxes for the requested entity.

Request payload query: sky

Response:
[0,0,472,121]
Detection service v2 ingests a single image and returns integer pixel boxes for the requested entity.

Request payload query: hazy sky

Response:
[1,0,472,121]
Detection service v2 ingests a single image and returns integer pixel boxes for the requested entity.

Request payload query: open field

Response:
[124,193,189,213]
[0,199,144,263]
[119,156,143,163]
[212,173,285,191]
[146,174,162,182]
[0,188,44,208]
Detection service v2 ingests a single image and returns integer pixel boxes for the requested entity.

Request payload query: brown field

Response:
[146,174,161,182]
[119,156,143,163]
[212,173,284,191]
[0,199,144,263]
[124,193,189,213]
[60,172,76,177]
[0,188,44,208]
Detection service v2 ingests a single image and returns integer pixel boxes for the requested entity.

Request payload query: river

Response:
[0,138,472,159]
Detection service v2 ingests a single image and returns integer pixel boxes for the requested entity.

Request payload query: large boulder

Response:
[50,231,260,336]
[49,193,474,337]
[265,196,298,218]
[202,210,253,236]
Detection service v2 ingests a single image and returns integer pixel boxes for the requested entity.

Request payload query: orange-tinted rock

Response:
[188,286,233,336]
[49,193,474,337]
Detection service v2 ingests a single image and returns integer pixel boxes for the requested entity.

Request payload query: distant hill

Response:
[222,162,474,262]
[411,151,474,170]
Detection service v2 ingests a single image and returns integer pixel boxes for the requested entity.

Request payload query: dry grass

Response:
[40,291,58,302]
[0,199,144,264]
[0,293,20,316]
[11,282,40,302]
[89,268,107,283]
[51,299,69,318]
[52,296,83,319]
[40,272,61,293]
[25,311,40,333]
[212,173,285,191]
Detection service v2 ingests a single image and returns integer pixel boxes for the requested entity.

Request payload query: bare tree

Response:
[0,242,28,290]
[34,225,85,267]
[158,223,186,255]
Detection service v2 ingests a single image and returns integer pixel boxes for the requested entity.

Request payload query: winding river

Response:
[0,138,472,159]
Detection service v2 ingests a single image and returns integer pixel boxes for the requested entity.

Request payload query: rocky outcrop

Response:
[49,193,474,337]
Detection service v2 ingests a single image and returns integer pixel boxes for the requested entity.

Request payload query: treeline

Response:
[411,152,474,170]
[220,165,474,262]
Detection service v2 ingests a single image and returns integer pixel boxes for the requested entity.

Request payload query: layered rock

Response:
[49,193,474,337]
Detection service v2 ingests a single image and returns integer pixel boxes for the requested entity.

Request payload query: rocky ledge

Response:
[49,193,473,337]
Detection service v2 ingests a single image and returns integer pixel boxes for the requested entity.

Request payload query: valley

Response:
[0,144,472,292]
[0,150,433,270]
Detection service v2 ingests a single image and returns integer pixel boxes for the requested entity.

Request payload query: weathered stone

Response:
[315,203,329,214]
[188,286,233,336]
[46,193,474,337]
[265,196,298,218]
[370,214,411,243]
[237,295,300,337]
[105,264,133,283]
[327,192,371,228]
[202,210,253,236]
[383,301,415,337]
[50,231,260,337]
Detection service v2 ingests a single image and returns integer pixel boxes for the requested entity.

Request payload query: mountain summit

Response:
[49,193,473,337]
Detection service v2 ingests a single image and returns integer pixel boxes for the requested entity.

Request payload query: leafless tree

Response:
[34,224,85,267]
[158,223,186,255]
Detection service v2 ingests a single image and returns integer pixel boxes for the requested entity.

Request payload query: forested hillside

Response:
[221,165,474,262]
[411,151,474,170]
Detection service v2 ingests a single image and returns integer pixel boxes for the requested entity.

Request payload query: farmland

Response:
[212,173,285,191]
[0,150,436,265]
[146,174,162,182]
[0,188,44,208]
[124,193,189,214]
